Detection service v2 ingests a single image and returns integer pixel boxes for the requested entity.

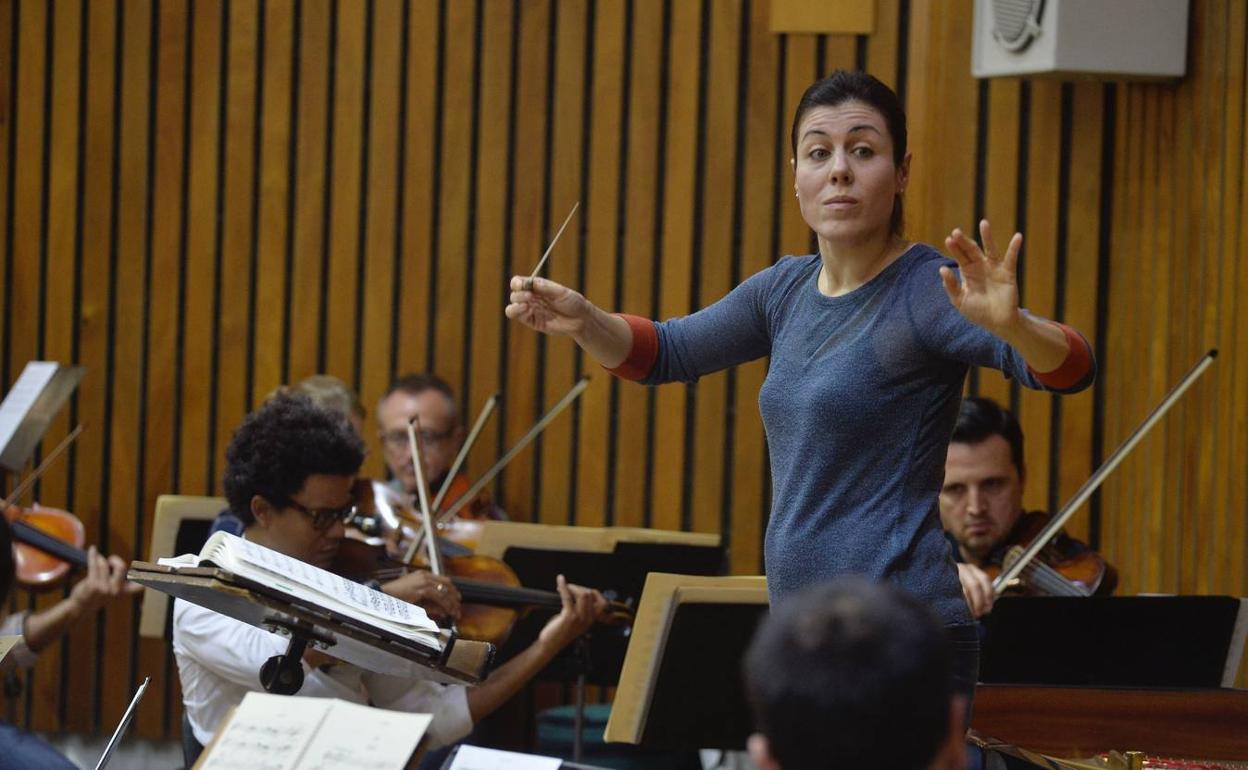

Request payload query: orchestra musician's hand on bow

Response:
[956,562,995,619]
[381,571,462,622]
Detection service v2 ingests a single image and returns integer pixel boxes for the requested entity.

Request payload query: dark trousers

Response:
[182,711,205,769]
[0,721,76,770]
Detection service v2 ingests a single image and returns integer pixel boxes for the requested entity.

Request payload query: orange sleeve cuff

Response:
[1028,322,1093,391]
[604,314,658,381]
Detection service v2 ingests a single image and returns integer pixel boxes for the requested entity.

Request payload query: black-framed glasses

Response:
[379,426,456,450]
[282,499,357,531]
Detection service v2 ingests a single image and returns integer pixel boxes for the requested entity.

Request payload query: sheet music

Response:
[160,532,438,635]
[447,746,562,770]
[0,636,21,665]
[0,362,57,453]
[231,535,425,627]
[198,694,329,770]
[199,693,430,770]
[299,699,430,770]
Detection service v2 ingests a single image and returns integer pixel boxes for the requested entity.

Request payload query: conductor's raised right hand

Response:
[506,276,595,338]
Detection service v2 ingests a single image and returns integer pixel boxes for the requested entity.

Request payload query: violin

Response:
[0,425,92,590]
[337,479,632,645]
[3,503,89,590]
[980,512,1116,598]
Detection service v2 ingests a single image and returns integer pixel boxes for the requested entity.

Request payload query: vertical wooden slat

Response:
[1056,82,1103,544]
[777,33,815,255]
[322,0,365,381]
[573,0,624,528]
[729,0,779,575]
[609,0,660,527]
[179,0,223,499]
[1211,0,1245,597]
[213,0,259,491]
[905,0,979,247]
[537,0,585,525]
[1102,84,1126,591]
[649,0,700,532]
[1143,85,1167,593]
[8,0,46,383]
[286,0,330,382]
[499,0,552,518]
[1017,79,1061,514]
[1224,0,1248,602]
[356,0,401,478]
[32,0,81,734]
[70,0,118,734]
[464,0,512,489]
[134,0,188,736]
[1188,1,1226,596]
[0,0,10,377]
[689,0,742,537]
[866,0,900,90]
[430,0,475,395]
[102,0,152,729]
[976,77,1020,408]
[394,0,437,379]
[251,0,295,406]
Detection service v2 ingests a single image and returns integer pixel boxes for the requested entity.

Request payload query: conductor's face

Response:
[792,101,909,248]
[249,473,354,569]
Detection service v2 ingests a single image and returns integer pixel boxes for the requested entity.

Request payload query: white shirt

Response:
[172,598,473,748]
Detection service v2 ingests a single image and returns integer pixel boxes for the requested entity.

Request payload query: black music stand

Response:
[980,595,1248,687]
[603,574,769,751]
[492,540,725,686]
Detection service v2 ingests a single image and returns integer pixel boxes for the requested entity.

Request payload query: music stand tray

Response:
[980,595,1248,687]
[129,561,493,685]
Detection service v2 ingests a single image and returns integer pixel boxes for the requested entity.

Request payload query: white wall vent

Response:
[972,0,1189,79]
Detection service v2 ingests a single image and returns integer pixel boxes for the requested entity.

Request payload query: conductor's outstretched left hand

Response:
[941,219,1023,336]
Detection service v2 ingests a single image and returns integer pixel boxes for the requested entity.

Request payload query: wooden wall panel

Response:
[538,0,586,526]
[5,0,1248,738]
[574,0,625,528]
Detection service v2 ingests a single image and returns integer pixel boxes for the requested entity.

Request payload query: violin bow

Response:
[429,393,498,515]
[405,417,443,577]
[437,377,590,523]
[2,424,84,508]
[992,348,1219,596]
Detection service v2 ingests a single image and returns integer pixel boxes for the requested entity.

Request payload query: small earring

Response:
[794,190,799,197]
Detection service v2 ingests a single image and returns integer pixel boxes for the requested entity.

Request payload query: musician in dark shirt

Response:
[940,397,1116,618]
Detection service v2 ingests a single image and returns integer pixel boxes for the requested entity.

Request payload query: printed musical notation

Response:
[198,692,430,770]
